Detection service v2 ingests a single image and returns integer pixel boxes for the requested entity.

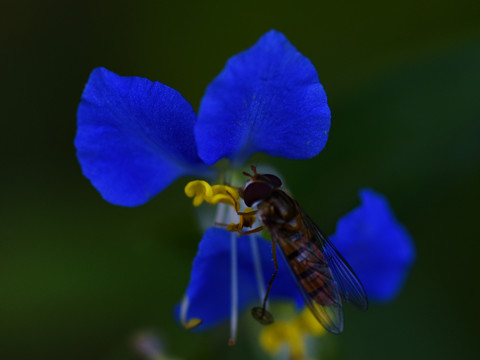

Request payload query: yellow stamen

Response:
[210,185,240,207]
[184,180,214,207]
[260,321,305,359]
[182,318,203,330]
[259,309,325,360]
[185,181,241,207]
[185,180,256,233]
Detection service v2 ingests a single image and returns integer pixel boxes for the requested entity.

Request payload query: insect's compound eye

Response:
[261,174,282,188]
[243,182,272,206]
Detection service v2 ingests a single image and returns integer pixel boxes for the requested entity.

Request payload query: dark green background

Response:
[2,0,479,359]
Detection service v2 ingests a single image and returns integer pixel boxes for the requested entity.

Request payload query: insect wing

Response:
[294,269,344,334]
[274,232,344,334]
[302,213,368,311]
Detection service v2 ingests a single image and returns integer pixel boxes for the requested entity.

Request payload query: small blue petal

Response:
[181,228,298,328]
[330,189,415,302]
[75,67,208,206]
[195,30,331,165]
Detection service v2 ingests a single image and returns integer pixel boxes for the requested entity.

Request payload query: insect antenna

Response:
[242,170,253,178]
[242,165,258,179]
[251,239,278,325]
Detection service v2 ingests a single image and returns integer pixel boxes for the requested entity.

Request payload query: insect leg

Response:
[237,210,258,216]
[239,226,265,235]
[264,239,278,310]
[251,239,277,325]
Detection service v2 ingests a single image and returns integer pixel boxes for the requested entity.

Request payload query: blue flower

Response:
[75,30,330,207]
[75,30,331,342]
[75,29,414,344]
[181,189,415,332]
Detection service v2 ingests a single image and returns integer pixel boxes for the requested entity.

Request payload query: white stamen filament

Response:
[250,235,266,304]
[229,231,238,345]
[214,202,227,225]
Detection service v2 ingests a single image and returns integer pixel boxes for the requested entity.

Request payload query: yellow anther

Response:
[181,317,203,330]
[260,321,305,359]
[185,180,256,233]
[259,321,287,353]
[185,180,214,207]
[259,309,325,360]
[185,180,241,209]
[210,185,240,208]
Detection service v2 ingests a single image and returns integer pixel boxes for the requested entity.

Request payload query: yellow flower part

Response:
[260,321,305,360]
[295,308,326,336]
[181,317,203,330]
[185,180,258,234]
[184,180,214,207]
[259,309,325,360]
[210,184,240,208]
[185,180,240,208]
[226,207,257,232]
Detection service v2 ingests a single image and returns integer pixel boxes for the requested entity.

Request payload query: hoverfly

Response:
[238,166,368,334]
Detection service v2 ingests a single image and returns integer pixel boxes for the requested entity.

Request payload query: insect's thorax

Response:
[257,189,301,230]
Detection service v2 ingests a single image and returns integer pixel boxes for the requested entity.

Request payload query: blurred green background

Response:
[2,0,479,359]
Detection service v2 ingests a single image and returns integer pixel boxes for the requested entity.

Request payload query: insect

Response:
[238,166,368,334]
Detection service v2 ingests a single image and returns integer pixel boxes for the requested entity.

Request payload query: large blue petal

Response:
[75,67,208,206]
[195,30,331,166]
[330,189,415,302]
[181,228,298,328]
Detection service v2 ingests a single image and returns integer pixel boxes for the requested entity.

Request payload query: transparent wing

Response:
[273,231,345,334]
[301,212,369,311]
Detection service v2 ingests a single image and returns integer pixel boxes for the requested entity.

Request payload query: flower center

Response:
[184,180,257,232]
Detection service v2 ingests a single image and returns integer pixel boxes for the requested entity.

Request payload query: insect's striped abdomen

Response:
[280,236,337,306]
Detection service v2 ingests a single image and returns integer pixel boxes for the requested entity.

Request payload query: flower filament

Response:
[182,179,269,344]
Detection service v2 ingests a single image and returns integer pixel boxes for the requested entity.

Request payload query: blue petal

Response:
[75,67,208,206]
[330,189,415,302]
[181,228,299,328]
[195,30,331,165]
